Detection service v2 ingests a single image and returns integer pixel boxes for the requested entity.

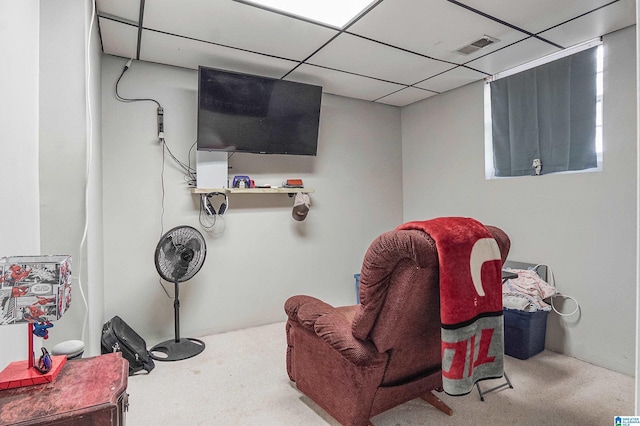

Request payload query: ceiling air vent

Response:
[455,35,499,55]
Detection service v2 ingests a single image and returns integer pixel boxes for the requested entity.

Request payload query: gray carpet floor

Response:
[126,322,634,425]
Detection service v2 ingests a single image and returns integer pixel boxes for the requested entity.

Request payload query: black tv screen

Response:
[197,66,322,156]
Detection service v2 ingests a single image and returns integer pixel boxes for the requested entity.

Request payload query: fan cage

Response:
[155,226,206,283]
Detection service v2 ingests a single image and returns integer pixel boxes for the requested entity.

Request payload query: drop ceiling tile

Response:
[96,0,140,22]
[308,33,453,86]
[539,0,636,48]
[96,0,633,106]
[376,87,437,107]
[415,66,487,93]
[142,0,339,61]
[466,37,560,75]
[139,29,299,78]
[458,0,629,35]
[98,17,138,60]
[286,64,406,103]
[347,0,529,63]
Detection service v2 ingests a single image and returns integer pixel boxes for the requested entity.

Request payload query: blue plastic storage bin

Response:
[354,274,361,303]
[503,308,548,360]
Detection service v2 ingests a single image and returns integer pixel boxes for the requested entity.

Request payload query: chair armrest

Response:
[314,311,387,367]
[285,295,386,367]
[285,295,334,330]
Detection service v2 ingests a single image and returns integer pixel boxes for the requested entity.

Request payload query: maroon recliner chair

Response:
[284,225,510,425]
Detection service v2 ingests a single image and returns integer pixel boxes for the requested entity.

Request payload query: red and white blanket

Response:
[397,217,504,395]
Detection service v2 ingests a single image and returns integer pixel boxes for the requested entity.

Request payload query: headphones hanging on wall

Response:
[202,192,228,216]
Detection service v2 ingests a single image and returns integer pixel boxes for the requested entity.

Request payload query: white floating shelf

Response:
[191,187,314,194]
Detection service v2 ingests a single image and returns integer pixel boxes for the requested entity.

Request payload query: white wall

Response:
[0,1,41,367]
[635,0,639,414]
[38,0,103,357]
[401,26,637,376]
[0,0,101,368]
[101,55,403,344]
[85,1,104,358]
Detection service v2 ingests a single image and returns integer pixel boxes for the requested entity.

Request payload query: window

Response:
[484,40,603,178]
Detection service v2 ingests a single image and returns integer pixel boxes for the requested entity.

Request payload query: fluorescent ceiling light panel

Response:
[244,0,373,27]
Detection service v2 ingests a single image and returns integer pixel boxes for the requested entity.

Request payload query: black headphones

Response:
[203,192,228,216]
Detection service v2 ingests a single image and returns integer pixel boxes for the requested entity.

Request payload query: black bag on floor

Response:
[101,315,155,375]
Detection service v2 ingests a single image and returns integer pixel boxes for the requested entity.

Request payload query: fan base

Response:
[149,338,205,361]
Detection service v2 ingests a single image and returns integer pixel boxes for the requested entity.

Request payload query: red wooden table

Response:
[0,353,128,425]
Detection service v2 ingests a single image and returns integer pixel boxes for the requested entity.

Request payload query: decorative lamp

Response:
[0,255,72,390]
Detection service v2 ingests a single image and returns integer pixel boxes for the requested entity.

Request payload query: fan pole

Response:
[173,281,180,342]
[150,280,205,361]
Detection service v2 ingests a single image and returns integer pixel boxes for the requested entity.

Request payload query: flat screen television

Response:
[197,66,322,156]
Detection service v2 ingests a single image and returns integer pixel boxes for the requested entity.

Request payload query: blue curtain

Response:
[490,46,598,177]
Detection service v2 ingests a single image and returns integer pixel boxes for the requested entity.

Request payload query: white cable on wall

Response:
[532,264,580,317]
[74,0,97,345]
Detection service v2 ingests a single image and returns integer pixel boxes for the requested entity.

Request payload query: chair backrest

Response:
[351,225,510,385]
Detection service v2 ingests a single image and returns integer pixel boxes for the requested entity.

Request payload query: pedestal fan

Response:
[150,226,207,361]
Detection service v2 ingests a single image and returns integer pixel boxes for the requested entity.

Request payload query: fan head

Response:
[155,226,206,283]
